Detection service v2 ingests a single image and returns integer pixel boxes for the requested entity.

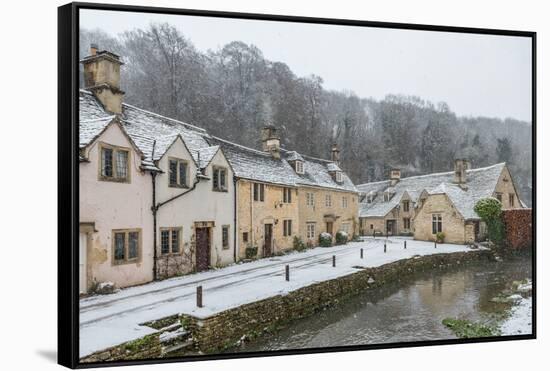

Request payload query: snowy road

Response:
[80,237,475,357]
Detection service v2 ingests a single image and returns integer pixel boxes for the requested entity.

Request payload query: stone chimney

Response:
[331,144,340,166]
[390,168,401,186]
[80,44,125,114]
[453,159,470,184]
[261,126,280,159]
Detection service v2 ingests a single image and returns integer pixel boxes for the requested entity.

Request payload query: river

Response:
[232,256,532,352]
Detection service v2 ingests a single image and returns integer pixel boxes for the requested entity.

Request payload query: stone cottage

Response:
[210,127,359,259]
[357,160,523,244]
[79,46,235,293]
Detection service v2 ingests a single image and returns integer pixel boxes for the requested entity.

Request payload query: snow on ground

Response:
[500,296,533,336]
[80,237,475,357]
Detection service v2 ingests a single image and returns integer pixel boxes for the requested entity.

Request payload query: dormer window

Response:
[295,160,304,174]
[99,143,130,183]
[335,171,343,183]
[384,192,390,202]
[168,158,188,188]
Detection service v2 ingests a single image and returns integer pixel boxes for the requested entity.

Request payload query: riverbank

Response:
[80,238,492,362]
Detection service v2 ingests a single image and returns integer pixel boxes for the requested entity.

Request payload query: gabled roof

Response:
[208,136,357,192]
[358,163,506,220]
[80,89,357,192]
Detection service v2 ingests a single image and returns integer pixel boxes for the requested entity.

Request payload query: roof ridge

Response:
[358,162,505,187]
[122,102,207,134]
[80,115,116,123]
[211,136,273,157]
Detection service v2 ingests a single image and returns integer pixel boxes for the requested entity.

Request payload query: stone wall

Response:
[187,250,492,353]
[80,333,161,363]
[502,208,533,250]
[80,249,492,362]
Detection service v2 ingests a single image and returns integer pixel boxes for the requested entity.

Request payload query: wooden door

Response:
[264,224,273,257]
[79,232,87,294]
[326,222,333,236]
[196,227,210,272]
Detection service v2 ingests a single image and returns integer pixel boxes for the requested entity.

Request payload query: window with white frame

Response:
[335,171,343,183]
[432,214,442,234]
[325,194,332,207]
[168,158,188,188]
[306,192,315,207]
[341,223,350,233]
[100,143,130,182]
[295,160,304,174]
[306,222,316,239]
[342,196,348,208]
[160,227,182,255]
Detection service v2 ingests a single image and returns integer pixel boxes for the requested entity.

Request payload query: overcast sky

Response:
[81,9,532,122]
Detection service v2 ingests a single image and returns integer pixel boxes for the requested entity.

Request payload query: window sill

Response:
[99,176,130,183]
[213,188,229,193]
[112,258,140,266]
[169,184,189,189]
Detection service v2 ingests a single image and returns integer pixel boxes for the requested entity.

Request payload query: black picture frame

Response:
[58,2,537,368]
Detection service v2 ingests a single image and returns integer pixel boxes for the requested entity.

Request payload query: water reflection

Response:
[232,257,531,352]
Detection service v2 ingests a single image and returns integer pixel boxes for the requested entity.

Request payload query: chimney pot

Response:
[453,159,470,184]
[390,168,401,186]
[331,144,340,165]
[90,43,98,55]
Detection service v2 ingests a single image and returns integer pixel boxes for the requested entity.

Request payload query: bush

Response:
[245,245,258,259]
[436,232,445,243]
[335,231,349,245]
[319,232,332,247]
[293,236,307,251]
[474,198,505,245]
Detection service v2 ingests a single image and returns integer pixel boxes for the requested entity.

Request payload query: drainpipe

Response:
[151,172,158,281]
[150,168,201,281]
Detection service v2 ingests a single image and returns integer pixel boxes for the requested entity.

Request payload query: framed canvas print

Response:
[58,2,536,368]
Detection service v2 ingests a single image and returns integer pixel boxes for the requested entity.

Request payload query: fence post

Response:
[285,264,290,281]
[373,230,375,239]
[404,240,407,249]
[360,248,363,259]
[434,241,437,249]
[196,286,203,308]
[384,243,387,253]
[332,255,336,267]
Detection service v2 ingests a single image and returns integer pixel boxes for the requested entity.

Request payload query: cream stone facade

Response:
[79,121,154,292]
[358,161,523,245]
[236,180,299,258]
[298,187,359,246]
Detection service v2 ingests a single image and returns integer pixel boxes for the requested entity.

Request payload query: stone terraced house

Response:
[209,128,359,259]
[78,45,359,293]
[357,160,524,244]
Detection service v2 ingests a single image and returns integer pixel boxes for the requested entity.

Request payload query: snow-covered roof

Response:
[358,163,506,220]
[79,89,358,193]
[207,139,357,192]
[80,90,211,170]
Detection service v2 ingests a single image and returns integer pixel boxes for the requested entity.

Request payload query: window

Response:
[432,214,442,234]
[384,193,389,202]
[306,223,316,239]
[335,171,343,183]
[509,193,515,207]
[283,220,293,237]
[100,144,130,182]
[253,183,265,201]
[222,225,229,249]
[325,194,332,207]
[160,227,182,255]
[496,193,503,203]
[403,217,411,229]
[306,192,315,207]
[112,229,141,264]
[168,158,188,188]
[342,197,348,208]
[341,223,350,233]
[403,200,410,212]
[242,232,249,243]
[370,224,374,230]
[213,167,228,191]
[283,187,292,203]
[295,160,304,174]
